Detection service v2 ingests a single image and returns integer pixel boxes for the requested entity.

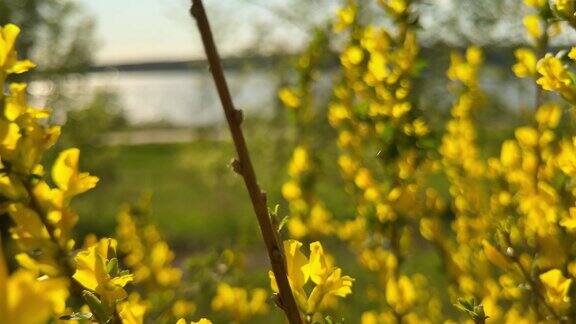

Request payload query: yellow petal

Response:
[52,148,99,196]
[5,83,28,121]
[0,120,21,151]
[0,24,20,67]
[6,60,35,74]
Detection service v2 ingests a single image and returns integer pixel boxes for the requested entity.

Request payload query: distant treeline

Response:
[87,45,546,73]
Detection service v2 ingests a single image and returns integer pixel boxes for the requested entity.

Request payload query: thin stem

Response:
[189,1,303,323]
[503,235,561,321]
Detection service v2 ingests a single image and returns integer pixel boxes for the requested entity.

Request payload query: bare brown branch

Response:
[189,1,303,323]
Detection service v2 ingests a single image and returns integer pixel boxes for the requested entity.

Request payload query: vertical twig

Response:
[189,1,302,323]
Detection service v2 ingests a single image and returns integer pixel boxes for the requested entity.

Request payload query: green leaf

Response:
[106,258,119,277]
[59,312,93,320]
[82,290,110,323]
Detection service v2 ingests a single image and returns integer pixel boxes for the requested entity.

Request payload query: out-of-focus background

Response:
[2,1,575,320]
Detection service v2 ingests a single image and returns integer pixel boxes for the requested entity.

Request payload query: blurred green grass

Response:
[74,140,263,248]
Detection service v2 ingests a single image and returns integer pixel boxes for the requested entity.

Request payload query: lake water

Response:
[30,70,280,127]
[27,66,528,130]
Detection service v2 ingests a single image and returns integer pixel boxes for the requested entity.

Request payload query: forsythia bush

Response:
[278,0,576,323]
[7,0,576,322]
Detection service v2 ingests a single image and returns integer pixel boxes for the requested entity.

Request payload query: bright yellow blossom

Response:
[0,24,35,77]
[52,148,99,198]
[73,238,134,304]
[524,0,546,7]
[278,88,301,109]
[0,239,69,324]
[211,283,268,322]
[512,48,537,78]
[282,180,302,201]
[269,240,353,315]
[341,46,364,67]
[117,293,148,324]
[176,319,213,324]
[385,276,416,314]
[560,207,576,230]
[482,241,510,269]
[523,15,542,40]
[334,6,356,33]
[539,269,572,309]
[536,54,576,102]
[569,47,576,61]
[555,0,576,18]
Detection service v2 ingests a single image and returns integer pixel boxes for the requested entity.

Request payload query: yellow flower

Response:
[5,83,28,121]
[172,299,196,318]
[466,46,483,66]
[535,103,561,129]
[555,0,576,18]
[560,207,576,230]
[288,216,308,239]
[269,240,353,315]
[278,88,300,109]
[117,293,147,324]
[0,239,69,324]
[177,319,212,324]
[305,242,353,311]
[270,240,308,305]
[288,146,310,177]
[523,15,542,40]
[447,48,482,86]
[536,54,576,102]
[482,240,510,269]
[309,203,333,235]
[52,148,99,198]
[211,283,268,321]
[0,24,36,76]
[0,119,21,153]
[334,6,356,33]
[569,47,576,61]
[524,0,546,8]
[558,138,576,176]
[368,52,389,81]
[149,242,182,286]
[515,127,538,147]
[380,0,407,15]
[504,307,535,324]
[512,48,537,78]
[419,217,440,240]
[501,140,520,168]
[282,180,302,201]
[341,46,364,68]
[413,118,429,136]
[73,238,134,304]
[539,269,572,309]
[385,276,416,314]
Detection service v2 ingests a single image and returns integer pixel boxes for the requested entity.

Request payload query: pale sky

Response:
[76,0,318,64]
[75,0,548,65]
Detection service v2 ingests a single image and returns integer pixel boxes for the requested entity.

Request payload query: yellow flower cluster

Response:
[282,145,333,238]
[279,0,576,322]
[0,23,132,323]
[0,239,68,323]
[211,283,269,322]
[116,203,182,288]
[269,240,353,321]
[0,23,214,324]
[536,54,576,103]
[279,30,335,239]
[280,0,445,322]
